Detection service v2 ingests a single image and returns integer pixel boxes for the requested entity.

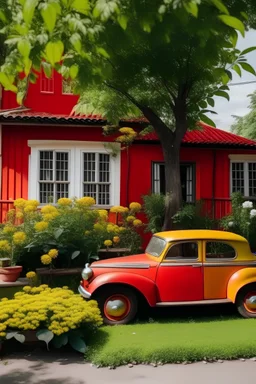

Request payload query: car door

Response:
[155,240,204,302]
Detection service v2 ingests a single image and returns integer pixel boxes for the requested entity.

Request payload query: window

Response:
[231,161,256,198]
[146,236,166,257]
[62,78,77,95]
[165,242,198,260]
[28,141,120,206]
[152,162,195,202]
[206,242,236,259]
[40,69,54,93]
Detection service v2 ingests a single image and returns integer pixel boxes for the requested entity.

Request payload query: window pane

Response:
[165,242,198,260]
[56,152,69,181]
[83,184,97,200]
[231,162,244,195]
[56,183,69,200]
[146,236,166,257]
[98,184,110,205]
[206,242,236,259]
[84,153,96,182]
[99,154,110,183]
[249,163,256,197]
[39,183,54,204]
[40,151,53,181]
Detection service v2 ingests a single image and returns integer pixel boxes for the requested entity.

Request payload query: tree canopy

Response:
[231,91,256,139]
[0,0,256,228]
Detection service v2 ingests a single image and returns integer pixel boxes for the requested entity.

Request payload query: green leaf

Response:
[200,114,216,127]
[117,15,128,30]
[41,3,57,33]
[52,334,68,349]
[14,333,25,343]
[240,12,248,21]
[45,41,64,66]
[24,58,32,76]
[68,334,87,353]
[70,64,79,79]
[199,100,207,109]
[54,228,64,240]
[6,332,18,340]
[96,47,110,59]
[219,85,229,91]
[218,15,245,37]
[239,62,256,76]
[230,31,238,47]
[221,72,230,85]
[184,2,198,17]
[42,62,52,78]
[207,98,215,108]
[36,329,54,350]
[0,73,17,92]
[240,47,256,56]
[17,92,25,105]
[72,0,90,15]
[23,0,39,25]
[233,64,241,77]
[215,90,230,101]
[0,10,7,23]
[211,0,229,15]
[70,33,82,53]
[71,250,80,260]
[17,40,31,58]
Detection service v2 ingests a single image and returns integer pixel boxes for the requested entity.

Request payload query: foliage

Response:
[0,198,143,272]
[231,91,256,140]
[221,192,256,251]
[0,285,102,353]
[173,202,216,230]
[87,318,256,367]
[142,194,165,234]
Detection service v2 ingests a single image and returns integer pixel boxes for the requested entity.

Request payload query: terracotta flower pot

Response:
[0,266,23,282]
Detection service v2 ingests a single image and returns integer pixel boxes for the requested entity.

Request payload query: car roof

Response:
[154,230,247,243]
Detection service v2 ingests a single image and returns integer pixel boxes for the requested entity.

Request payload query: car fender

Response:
[88,272,157,307]
[227,268,256,303]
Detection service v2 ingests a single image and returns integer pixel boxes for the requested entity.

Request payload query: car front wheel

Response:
[95,286,138,325]
[236,284,256,318]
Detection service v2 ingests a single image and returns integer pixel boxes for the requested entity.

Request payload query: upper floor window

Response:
[165,242,198,260]
[231,161,256,198]
[62,78,76,95]
[152,162,195,203]
[40,69,54,94]
[206,242,236,259]
[28,141,120,206]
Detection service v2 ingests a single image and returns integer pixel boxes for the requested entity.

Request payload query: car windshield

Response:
[146,236,166,257]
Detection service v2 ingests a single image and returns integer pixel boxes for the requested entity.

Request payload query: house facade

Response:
[0,70,256,223]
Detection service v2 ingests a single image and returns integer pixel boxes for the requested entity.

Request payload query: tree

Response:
[0,0,255,229]
[231,91,256,139]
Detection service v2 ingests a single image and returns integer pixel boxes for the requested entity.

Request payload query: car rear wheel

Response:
[95,286,138,325]
[236,284,256,318]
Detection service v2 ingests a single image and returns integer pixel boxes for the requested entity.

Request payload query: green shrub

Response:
[142,194,165,233]
[173,202,216,230]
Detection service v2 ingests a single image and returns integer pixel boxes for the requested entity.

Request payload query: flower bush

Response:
[221,193,256,251]
[1,197,143,272]
[0,285,102,353]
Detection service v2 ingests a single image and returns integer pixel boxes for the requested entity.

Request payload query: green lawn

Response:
[86,317,256,367]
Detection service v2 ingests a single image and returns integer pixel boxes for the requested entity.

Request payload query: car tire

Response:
[236,284,256,318]
[95,286,138,325]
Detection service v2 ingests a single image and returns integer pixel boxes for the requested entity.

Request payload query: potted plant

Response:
[0,235,23,282]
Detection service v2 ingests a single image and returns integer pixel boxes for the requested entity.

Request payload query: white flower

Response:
[228,221,234,227]
[242,201,253,209]
[250,209,256,218]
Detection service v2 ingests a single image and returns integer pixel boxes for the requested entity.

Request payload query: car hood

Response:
[91,253,158,269]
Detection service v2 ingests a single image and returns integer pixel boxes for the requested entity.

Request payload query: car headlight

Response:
[81,263,93,281]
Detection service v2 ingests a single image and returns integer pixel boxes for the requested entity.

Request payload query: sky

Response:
[213,30,256,131]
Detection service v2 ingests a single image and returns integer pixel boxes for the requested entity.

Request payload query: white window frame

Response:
[229,155,256,198]
[28,140,121,207]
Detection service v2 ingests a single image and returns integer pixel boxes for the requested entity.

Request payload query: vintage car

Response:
[78,230,256,325]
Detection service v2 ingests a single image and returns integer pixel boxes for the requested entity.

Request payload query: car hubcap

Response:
[104,295,130,321]
[244,292,256,313]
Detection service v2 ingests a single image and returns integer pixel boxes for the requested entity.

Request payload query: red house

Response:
[0,70,256,222]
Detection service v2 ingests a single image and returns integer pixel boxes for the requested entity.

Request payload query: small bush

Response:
[173,202,216,230]
[0,285,102,353]
[142,194,165,233]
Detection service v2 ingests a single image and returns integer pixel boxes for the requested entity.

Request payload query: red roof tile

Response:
[0,110,255,148]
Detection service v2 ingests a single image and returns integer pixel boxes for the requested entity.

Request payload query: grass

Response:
[86,316,256,367]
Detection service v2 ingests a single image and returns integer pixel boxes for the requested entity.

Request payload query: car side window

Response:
[206,242,236,259]
[165,242,198,260]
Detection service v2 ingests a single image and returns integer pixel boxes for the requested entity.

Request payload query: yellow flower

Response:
[57,198,72,206]
[3,225,16,234]
[14,198,27,209]
[113,236,120,244]
[76,197,96,207]
[24,204,37,213]
[84,230,91,235]
[126,215,136,223]
[0,240,11,252]
[129,202,142,212]
[48,249,58,259]
[0,332,6,338]
[7,209,16,219]
[119,127,137,136]
[43,213,59,222]
[16,211,24,220]
[133,219,143,227]
[41,205,58,215]
[119,227,126,232]
[26,271,37,279]
[41,254,52,265]
[104,240,112,247]
[93,223,105,231]
[110,206,129,214]
[107,224,120,233]
[13,231,26,244]
[27,200,39,208]
[97,210,108,220]
[34,221,49,232]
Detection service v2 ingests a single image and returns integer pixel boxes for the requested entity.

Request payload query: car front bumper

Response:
[78,284,91,299]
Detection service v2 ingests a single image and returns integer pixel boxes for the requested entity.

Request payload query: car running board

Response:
[156,299,232,307]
